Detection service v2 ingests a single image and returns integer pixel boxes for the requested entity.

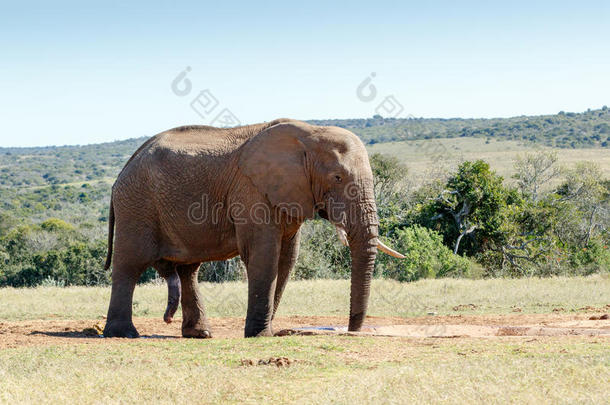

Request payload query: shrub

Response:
[293,220,351,280]
[378,225,472,281]
[199,258,245,282]
[40,218,74,232]
[568,240,610,275]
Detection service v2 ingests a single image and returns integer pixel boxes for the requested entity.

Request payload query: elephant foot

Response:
[245,324,274,338]
[182,326,212,339]
[103,320,139,338]
[181,314,212,338]
[256,328,274,337]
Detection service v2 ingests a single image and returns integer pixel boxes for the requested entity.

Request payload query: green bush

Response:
[0,221,109,287]
[1,240,108,287]
[378,225,472,281]
[40,218,74,232]
[294,220,351,280]
[568,240,610,275]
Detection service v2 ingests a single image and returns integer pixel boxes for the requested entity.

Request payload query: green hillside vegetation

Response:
[0,137,146,188]
[310,106,610,148]
[0,110,608,287]
[2,108,608,190]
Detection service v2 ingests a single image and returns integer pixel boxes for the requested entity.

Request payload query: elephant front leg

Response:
[272,230,301,320]
[177,263,212,338]
[239,226,282,337]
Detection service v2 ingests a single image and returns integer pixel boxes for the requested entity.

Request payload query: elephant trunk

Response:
[346,198,379,332]
[348,236,378,331]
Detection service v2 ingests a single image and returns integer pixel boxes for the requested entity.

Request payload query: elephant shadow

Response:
[28,330,178,339]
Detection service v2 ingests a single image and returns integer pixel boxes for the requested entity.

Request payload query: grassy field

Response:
[1,335,607,403]
[367,137,610,184]
[1,276,609,321]
[0,276,608,404]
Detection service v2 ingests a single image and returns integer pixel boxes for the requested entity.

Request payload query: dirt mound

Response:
[240,357,297,367]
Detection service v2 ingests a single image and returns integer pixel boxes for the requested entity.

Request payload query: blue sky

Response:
[1,1,608,147]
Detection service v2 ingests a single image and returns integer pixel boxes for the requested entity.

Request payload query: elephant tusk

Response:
[377,239,406,259]
[335,225,405,259]
[335,225,349,246]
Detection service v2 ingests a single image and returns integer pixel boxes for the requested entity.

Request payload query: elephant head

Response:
[239,121,404,331]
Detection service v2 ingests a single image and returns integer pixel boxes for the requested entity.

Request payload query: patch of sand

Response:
[1,313,608,348]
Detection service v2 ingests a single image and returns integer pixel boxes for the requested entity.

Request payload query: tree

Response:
[556,162,609,246]
[369,153,409,208]
[481,161,609,276]
[513,151,560,202]
[417,160,512,255]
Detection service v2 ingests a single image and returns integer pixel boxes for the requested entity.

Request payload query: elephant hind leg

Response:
[103,258,148,338]
[177,263,212,338]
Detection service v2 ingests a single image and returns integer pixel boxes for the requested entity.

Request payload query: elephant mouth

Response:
[317,208,329,220]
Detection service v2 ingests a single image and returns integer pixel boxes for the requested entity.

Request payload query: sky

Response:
[0,0,609,147]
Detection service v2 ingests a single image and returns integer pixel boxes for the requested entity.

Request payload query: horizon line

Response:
[1,106,607,149]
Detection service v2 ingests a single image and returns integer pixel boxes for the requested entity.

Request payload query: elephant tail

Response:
[104,199,115,270]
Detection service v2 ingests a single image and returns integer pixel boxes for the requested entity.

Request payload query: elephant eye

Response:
[334,175,342,183]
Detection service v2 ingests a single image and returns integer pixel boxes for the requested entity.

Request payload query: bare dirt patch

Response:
[0,313,608,349]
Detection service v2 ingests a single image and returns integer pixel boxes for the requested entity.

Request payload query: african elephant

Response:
[103,119,404,338]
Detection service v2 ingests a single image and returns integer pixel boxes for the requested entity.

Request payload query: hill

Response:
[310,107,610,148]
[1,109,609,230]
[1,108,608,189]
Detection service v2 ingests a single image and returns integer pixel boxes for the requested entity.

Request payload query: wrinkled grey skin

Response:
[103,119,378,338]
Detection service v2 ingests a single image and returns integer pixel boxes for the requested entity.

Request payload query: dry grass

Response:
[367,137,610,185]
[0,275,608,321]
[0,336,607,404]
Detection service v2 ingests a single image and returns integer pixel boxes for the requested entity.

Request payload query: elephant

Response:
[102,118,405,338]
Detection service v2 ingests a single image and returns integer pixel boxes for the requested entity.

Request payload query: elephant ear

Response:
[238,123,315,220]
